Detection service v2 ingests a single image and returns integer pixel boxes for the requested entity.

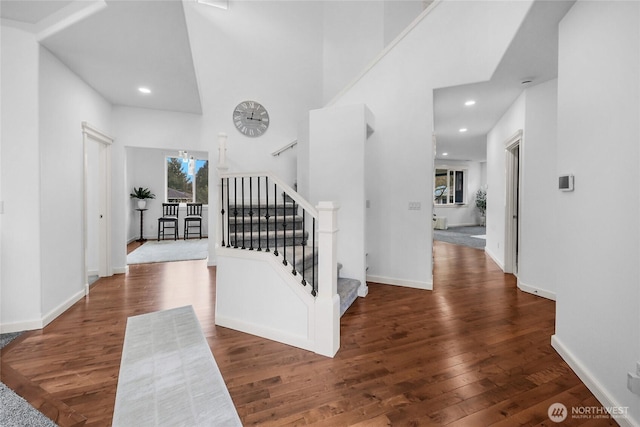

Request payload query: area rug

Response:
[0,333,59,427]
[434,226,487,249]
[113,306,242,427]
[127,239,209,264]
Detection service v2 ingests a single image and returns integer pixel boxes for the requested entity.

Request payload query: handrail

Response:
[271,140,298,157]
[220,171,317,217]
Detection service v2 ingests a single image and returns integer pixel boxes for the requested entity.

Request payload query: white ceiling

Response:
[1,0,575,152]
[1,0,202,114]
[434,0,575,162]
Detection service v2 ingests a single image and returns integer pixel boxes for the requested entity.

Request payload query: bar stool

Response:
[158,203,179,240]
[184,203,203,239]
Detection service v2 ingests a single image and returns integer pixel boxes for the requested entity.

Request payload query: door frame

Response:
[504,130,522,275]
[82,122,113,295]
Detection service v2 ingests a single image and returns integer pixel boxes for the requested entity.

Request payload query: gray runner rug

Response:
[113,306,242,427]
[0,332,58,427]
[127,239,209,264]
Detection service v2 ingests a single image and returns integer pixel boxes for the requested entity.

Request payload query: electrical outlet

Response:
[408,202,421,210]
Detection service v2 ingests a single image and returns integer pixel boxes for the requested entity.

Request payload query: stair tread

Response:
[338,277,360,317]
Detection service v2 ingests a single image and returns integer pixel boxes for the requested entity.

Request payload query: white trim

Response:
[551,335,637,427]
[366,275,432,291]
[113,266,129,275]
[327,0,441,107]
[1,288,87,333]
[0,319,43,334]
[82,122,114,296]
[215,314,315,353]
[42,289,86,328]
[484,246,505,271]
[504,130,523,275]
[517,278,555,301]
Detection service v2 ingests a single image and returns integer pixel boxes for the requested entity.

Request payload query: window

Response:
[434,168,465,205]
[166,156,208,204]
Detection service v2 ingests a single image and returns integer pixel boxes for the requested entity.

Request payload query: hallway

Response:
[0,242,613,426]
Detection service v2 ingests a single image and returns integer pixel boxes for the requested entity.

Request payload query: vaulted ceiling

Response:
[1,0,201,114]
[1,0,575,161]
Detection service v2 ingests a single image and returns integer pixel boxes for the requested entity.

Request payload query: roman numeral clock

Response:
[233,100,269,137]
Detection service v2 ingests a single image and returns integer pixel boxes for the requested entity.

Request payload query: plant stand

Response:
[136,208,148,242]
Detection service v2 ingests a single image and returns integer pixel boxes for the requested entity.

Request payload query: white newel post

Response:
[315,201,340,357]
[216,133,228,250]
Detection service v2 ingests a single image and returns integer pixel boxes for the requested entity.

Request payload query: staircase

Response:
[226,199,360,316]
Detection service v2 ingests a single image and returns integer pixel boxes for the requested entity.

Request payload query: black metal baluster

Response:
[249,177,254,250]
[220,178,225,247]
[226,177,231,247]
[273,183,279,257]
[291,199,297,275]
[282,191,288,266]
[265,177,270,253]
[301,210,306,286]
[257,177,262,251]
[241,177,246,249]
[311,217,316,296]
[233,177,238,248]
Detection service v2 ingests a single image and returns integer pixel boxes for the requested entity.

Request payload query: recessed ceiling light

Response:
[464,100,476,106]
[442,152,448,156]
[459,128,468,133]
[138,87,151,94]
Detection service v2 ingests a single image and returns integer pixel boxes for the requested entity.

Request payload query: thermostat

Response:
[559,174,574,191]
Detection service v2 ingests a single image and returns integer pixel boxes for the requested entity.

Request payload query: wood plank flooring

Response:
[1,241,616,426]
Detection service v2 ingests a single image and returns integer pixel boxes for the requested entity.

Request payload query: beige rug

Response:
[113,306,241,426]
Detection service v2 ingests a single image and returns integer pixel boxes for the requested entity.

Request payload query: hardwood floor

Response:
[1,242,615,426]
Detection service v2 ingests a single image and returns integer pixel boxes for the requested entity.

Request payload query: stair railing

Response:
[219,172,319,296]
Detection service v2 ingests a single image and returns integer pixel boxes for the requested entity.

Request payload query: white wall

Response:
[331,0,532,289]
[39,47,112,319]
[553,1,640,424]
[322,1,384,104]
[183,0,323,183]
[0,26,42,331]
[517,79,558,299]
[323,1,425,104]
[485,91,525,269]
[433,159,484,227]
[383,1,424,46]
[308,104,371,290]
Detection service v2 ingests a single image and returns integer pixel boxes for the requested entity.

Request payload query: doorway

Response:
[82,122,113,294]
[504,130,522,275]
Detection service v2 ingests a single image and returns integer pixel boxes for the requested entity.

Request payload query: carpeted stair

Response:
[228,202,359,315]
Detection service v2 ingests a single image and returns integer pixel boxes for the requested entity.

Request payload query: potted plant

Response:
[130,187,156,209]
[475,188,487,226]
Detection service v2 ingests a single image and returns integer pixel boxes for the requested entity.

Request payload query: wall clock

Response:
[233,100,269,137]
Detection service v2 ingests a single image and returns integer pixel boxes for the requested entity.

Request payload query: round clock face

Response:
[233,100,269,137]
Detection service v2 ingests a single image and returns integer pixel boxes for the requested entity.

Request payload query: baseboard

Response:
[366,275,432,290]
[1,288,86,333]
[517,279,556,301]
[551,335,637,427]
[87,269,99,276]
[113,266,128,275]
[215,313,314,354]
[42,289,86,328]
[484,247,504,270]
[0,318,43,334]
